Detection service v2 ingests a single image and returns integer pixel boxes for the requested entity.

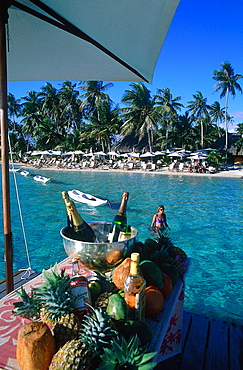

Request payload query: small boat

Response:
[9,168,20,172]
[33,175,51,183]
[68,189,107,206]
[20,170,30,177]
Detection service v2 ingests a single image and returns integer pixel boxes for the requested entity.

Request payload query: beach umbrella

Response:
[168,152,185,158]
[0,0,180,292]
[154,151,166,156]
[74,150,85,155]
[94,151,107,156]
[140,152,156,158]
[127,152,140,158]
[189,154,208,160]
[107,151,119,156]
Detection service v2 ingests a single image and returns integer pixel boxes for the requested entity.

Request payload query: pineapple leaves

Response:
[13,286,42,320]
[97,335,157,369]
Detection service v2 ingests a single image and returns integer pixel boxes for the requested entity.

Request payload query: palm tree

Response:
[84,100,122,152]
[34,117,64,150]
[7,93,22,132]
[154,87,183,149]
[172,112,197,149]
[39,82,62,132]
[187,91,211,148]
[21,90,42,150]
[58,81,82,132]
[209,101,225,137]
[213,62,243,156]
[120,82,160,152]
[79,81,113,119]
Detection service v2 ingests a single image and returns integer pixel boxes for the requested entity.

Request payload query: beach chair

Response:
[141,162,147,170]
[168,162,175,171]
[178,163,184,171]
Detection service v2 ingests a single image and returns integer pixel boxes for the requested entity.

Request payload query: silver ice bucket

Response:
[60,221,138,272]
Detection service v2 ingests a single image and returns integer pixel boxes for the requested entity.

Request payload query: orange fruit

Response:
[145,285,164,317]
[161,272,173,298]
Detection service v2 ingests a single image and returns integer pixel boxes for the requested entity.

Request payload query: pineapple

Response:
[49,306,118,370]
[13,286,42,320]
[35,265,81,349]
[97,335,157,369]
[94,291,113,309]
[88,270,116,293]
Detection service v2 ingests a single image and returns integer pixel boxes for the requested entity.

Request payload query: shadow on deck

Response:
[156,311,243,370]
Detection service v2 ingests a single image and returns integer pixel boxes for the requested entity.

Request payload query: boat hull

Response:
[68,189,107,206]
[33,175,50,183]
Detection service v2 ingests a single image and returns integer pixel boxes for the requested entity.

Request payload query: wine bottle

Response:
[109,191,129,242]
[124,252,146,321]
[64,199,97,242]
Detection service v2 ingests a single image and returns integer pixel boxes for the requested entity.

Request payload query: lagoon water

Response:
[1,168,243,324]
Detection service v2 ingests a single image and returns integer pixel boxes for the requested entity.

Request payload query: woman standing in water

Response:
[150,205,170,234]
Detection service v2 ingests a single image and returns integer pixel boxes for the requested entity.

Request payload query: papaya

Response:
[140,260,163,290]
[106,293,127,320]
[159,263,179,286]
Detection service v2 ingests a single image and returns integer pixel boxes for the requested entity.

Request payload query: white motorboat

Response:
[68,189,107,207]
[9,168,20,172]
[20,170,30,177]
[33,175,51,183]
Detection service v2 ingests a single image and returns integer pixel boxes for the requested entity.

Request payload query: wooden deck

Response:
[0,269,40,299]
[1,273,242,370]
[156,311,243,370]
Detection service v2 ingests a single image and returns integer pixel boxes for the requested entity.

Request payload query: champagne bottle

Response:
[62,191,74,238]
[109,191,129,242]
[63,198,97,242]
[62,191,72,228]
[124,252,146,321]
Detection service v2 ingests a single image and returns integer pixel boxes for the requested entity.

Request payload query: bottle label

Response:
[134,287,146,321]
[70,277,91,317]
[125,286,146,322]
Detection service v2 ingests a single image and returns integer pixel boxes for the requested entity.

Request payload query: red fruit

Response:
[161,272,173,298]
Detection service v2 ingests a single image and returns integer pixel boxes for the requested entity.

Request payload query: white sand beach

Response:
[17,162,243,179]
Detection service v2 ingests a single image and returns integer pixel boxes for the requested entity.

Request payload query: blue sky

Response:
[8,0,243,132]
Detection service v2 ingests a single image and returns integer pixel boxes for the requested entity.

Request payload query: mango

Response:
[106,293,127,320]
[139,260,163,290]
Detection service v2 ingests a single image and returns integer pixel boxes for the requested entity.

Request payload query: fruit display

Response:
[12,233,188,370]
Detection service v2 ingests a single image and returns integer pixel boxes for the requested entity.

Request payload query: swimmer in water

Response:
[150,205,170,233]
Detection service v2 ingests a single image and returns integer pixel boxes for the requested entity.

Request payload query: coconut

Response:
[112,257,131,290]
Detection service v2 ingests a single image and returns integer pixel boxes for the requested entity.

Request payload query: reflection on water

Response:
[0,169,243,324]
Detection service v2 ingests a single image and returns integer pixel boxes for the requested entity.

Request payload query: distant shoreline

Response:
[12,162,243,179]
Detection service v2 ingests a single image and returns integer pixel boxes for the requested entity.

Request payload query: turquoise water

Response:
[1,169,243,324]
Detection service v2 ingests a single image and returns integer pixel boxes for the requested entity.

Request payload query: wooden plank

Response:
[229,322,243,370]
[179,313,209,370]
[205,318,229,370]
[0,270,40,299]
[181,311,192,349]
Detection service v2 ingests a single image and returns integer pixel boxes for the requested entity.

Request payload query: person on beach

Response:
[150,205,170,235]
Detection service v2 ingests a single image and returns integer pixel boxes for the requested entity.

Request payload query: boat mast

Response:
[0,1,13,293]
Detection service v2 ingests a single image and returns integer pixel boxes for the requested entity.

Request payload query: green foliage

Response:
[97,335,157,370]
[207,150,226,169]
[13,286,42,320]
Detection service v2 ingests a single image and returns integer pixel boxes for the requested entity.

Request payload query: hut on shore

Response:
[212,133,243,162]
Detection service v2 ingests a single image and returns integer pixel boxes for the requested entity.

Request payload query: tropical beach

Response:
[2,166,243,326]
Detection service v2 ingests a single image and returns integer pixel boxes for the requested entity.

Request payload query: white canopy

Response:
[7,0,180,83]
[140,152,156,158]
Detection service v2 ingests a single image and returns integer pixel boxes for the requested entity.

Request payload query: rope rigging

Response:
[8,136,35,279]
